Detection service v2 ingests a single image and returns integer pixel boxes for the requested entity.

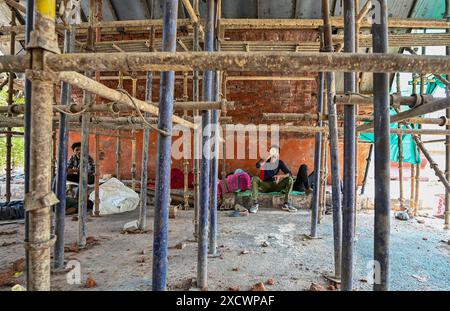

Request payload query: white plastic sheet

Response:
[89,178,139,215]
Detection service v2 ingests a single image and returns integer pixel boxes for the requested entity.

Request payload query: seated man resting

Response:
[67,142,95,185]
[250,145,296,213]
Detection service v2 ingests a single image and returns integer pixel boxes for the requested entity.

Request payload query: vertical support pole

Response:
[26,0,58,291]
[116,133,121,179]
[5,10,16,203]
[398,129,404,210]
[410,163,415,211]
[152,0,178,291]
[24,0,34,289]
[220,72,228,203]
[183,72,190,210]
[360,144,373,195]
[131,78,138,191]
[322,0,342,279]
[414,63,425,215]
[139,70,153,231]
[116,71,123,180]
[198,0,214,289]
[78,0,95,248]
[310,72,324,237]
[397,73,404,211]
[139,23,155,231]
[94,0,102,217]
[209,0,221,256]
[445,0,450,230]
[54,25,75,269]
[192,0,200,241]
[372,0,390,291]
[318,134,328,223]
[342,0,356,291]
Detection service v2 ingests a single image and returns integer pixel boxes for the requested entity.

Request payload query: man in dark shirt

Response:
[67,142,95,184]
[250,145,296,213]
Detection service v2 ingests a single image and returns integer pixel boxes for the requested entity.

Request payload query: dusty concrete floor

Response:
[1,204,449,291]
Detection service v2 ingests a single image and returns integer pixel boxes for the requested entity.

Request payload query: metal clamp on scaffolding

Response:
[27,4,60,54]
[439,116,448,127]
[25,69,58,82]
[24,191,59,212]
[24,235,57,250]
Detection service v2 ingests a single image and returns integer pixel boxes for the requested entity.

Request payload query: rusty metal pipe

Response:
[42,51,450,74]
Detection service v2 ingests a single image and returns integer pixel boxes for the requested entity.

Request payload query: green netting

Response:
[359,109,421,164]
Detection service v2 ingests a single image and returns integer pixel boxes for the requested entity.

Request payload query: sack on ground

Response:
[89,178,139,215]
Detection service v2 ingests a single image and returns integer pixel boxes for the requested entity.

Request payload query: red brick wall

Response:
[66,29,370,185]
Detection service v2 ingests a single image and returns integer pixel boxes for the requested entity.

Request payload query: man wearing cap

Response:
[249,145,296,213]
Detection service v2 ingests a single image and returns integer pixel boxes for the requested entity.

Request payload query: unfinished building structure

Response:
[0,0,449,291]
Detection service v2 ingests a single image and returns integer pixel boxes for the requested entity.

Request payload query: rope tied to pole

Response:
[116,88,171,137]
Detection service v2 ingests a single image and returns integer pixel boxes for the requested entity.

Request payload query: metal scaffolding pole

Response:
[139,71,152,231]
[40,51,450,74]
[152,0,178,291]
[54,25,75,269]
[192,0,200,241]
[360,144,373,195]
[139,23,155,231]
[77,0,95,249]
[341,0,356,291]
[373,0,390,291]
[26,0,59,291]
[24,0,34,289]
[198,0,214,289]
[209,0,221,256]
[445,0,450,230]
[5,9,15,203]
[310,72,324,237]
[322,0,342,280]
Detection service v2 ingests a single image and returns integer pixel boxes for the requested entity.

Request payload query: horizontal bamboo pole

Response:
[58,71,195,128]
[43,52,450,74]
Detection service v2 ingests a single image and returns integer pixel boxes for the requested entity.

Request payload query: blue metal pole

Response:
[310,72,324,237]
[342,0,356,291]
[198,0,215,289]
[152,0,178,291]
[24,0,34,289]
[373,0,390,291]
[54,26,75,269]
[209,1,220,255]
[209,69,219,255]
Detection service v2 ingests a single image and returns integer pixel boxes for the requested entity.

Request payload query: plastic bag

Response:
[89,178,139,215]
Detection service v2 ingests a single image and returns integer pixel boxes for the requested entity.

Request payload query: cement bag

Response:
[89,177,139,215]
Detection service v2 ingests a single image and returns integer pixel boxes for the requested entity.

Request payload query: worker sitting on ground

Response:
[67,142,95,185]
[249,145,296,213]
[293,164,314,193]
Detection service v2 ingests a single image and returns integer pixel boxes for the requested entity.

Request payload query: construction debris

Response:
[85,277,97,288]
[250,282,267,291]
[309,283,326,291]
